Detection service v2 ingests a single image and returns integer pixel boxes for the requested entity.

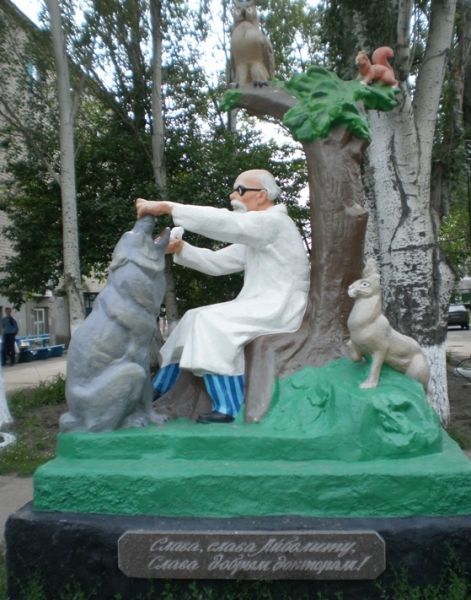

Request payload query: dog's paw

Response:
[150,411,169,426]
[124,412,149,428]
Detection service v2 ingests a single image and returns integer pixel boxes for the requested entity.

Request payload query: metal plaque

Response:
[118,530,385,580]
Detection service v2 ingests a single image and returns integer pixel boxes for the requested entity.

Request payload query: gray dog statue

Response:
[60,217,169,432]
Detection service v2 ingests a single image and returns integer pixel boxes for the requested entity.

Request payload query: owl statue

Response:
[231,0,275,87]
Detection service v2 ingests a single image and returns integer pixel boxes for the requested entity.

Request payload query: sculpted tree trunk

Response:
[46,0,84,335]
[233,87,368,421]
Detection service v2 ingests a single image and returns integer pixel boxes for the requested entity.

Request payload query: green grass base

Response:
[34,360,471,518]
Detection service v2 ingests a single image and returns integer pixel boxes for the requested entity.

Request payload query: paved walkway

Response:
[2,355,67,394]
[446,328,471,364]
[0,476,32,549]
[0,330,470,546]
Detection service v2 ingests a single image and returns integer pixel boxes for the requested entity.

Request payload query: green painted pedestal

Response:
[34,359,471,518]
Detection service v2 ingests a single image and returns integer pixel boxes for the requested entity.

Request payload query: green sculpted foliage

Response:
[282,66,399,142]
[219,89,243,113]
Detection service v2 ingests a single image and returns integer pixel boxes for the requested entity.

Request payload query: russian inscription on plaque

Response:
[118,530,385,580]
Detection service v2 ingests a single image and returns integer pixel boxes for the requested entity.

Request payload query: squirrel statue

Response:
[355,46,398,87]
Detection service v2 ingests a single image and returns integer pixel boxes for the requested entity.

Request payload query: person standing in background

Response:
[2,307,18,366]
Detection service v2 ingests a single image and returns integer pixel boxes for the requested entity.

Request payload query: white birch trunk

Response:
[367,113,453,421]
[0,367,12,428]
[150,0,179,327]
[46,0,84,336]
[150,0,167,201]
[364,0,457,423]
[0,367,15,450]
[423,343,449,423]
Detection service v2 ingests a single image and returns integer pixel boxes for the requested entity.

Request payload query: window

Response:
[32,307,49,335]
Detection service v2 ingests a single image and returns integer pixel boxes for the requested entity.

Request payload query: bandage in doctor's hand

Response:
[166,226,185,255]
[170,226,184,241]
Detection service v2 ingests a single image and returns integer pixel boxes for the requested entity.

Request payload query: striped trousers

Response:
[152,364,244,417]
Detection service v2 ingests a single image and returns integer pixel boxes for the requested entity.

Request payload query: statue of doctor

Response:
[136,169,309,423]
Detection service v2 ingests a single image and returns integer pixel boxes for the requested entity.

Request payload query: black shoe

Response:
[197,411,234,424]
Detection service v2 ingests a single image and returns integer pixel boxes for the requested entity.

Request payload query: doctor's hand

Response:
[136,198,173,219]
[165,239,184,255]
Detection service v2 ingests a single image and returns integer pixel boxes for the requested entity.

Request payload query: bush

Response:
[8,375,65,418]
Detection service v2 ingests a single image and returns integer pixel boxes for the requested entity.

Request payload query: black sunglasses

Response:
[231,185,265,196]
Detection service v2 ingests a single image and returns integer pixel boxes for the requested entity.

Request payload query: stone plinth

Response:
[6,505,471,599]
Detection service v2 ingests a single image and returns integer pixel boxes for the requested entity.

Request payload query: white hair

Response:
[260,172,281,201]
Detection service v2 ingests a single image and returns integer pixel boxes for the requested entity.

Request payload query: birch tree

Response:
[0,368,13,430]
[459,0,471,257]
[45,0,84,333]
[82,0,211,325]
[322,0,458,423]
[0,362,15,450]
[150,0,178,329]
[435,0,471,275]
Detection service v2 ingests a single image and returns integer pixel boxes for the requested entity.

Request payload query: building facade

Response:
[0,0,103,345]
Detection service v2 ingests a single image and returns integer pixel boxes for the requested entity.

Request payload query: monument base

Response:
[6,504,471,599]
[33,362,471,519]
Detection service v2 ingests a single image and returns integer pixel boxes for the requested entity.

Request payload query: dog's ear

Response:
[362,258,378,278]
[154,228,171,251]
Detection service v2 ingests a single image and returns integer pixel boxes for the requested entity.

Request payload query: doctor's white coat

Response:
[159,202,310,376]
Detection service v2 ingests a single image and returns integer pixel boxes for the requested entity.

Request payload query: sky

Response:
[10,0,305,184]
[13,0,40,23]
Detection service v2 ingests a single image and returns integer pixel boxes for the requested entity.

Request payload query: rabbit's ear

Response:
[362,258,378,277]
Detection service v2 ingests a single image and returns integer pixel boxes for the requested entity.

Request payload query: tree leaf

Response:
[280,66,399,142]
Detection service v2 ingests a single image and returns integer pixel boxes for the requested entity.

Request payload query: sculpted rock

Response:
[347,259,430,391]
[60,217,169,432]
[269,359,441,460]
